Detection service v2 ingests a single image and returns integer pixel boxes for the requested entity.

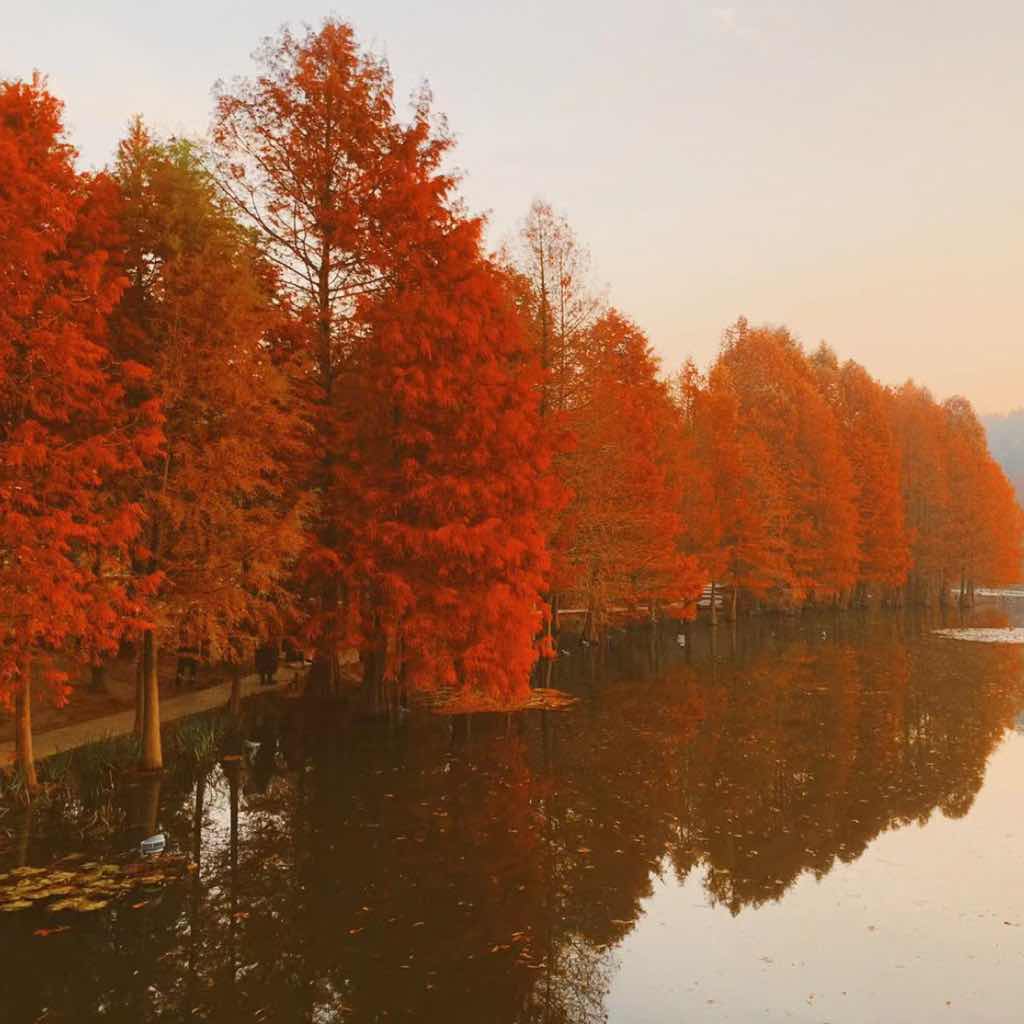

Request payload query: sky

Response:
[4,1,1022,413]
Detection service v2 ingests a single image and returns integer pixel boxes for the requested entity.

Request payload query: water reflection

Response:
[2,608,1023,1023]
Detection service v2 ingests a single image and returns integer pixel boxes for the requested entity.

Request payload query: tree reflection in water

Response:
[1,607,1023,1023]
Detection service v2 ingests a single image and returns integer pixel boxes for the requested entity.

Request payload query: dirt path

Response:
[0,668,301,764]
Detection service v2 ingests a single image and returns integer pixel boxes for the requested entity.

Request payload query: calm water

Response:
[3,604,1024,1023]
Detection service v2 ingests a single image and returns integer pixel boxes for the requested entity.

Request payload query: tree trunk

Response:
[89,661,107,693]
[15,804,32,866]
[308,651,341,698]
[134,651,145,738]
[549,593,560,642]
[129,771,162,838]
[140,630,163,771]
[186,773,206,1015]
[359,618,389,714]
[228,663,242,717]
[226,759,241,1000]
[15,658,38,796]
[729,586,739,622]
[709,580,718,626]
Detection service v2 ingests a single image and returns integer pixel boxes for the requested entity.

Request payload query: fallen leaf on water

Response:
[33,926,71,937]
[49,897,109,912]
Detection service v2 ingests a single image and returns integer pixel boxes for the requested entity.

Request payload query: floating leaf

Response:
[49,897,109,913]
[1,900,34,912]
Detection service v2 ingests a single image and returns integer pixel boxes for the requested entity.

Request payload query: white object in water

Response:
[676,634,687,647]
[933,627,1024,644]
[140,833,166,856]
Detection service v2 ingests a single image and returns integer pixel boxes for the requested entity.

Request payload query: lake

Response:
[3,602,1024,1023]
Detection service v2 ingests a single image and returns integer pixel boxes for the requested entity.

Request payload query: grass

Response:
[1,716,225,811]
[166,714,227,771]
[0,764,33,806]
[69,733,142,804]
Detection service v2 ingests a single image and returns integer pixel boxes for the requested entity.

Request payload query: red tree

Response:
[352,217,556,701]
[890,382,952,603]
[811,347,910,602]
[715,320,859,605]
[677,361,791,617]
[110,122,302,768]
[213,20,555,702]
[556,311,704,640]
[0,78,159,788]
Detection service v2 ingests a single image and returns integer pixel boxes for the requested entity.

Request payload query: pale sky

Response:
[5,2,1022,413]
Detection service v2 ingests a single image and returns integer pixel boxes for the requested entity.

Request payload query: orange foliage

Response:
[110,121,302,662]
[351,219,557,699]
[1,18,1021,782]
[213,22,555,699]
[714,320,859,603]
[810,348,910,592]
[0,78,159,707]
[553,311,705,637]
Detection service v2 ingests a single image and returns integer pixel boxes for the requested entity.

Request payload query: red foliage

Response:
[2,22,1021,778]
[351,218,557,698]
[811,349,910,591]
[554,311,705,634]
[714,320,859,603]
[0,77,158,708]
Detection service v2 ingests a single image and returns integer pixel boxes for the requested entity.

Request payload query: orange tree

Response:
[0,78,159,788]
[213,20,555,701]
[110,122,301,769]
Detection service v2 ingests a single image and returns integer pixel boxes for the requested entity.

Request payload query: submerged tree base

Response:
[426,687,578,716]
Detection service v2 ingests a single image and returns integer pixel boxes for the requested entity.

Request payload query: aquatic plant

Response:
[168,715,227,771]
[0,852,191,914]
[0,764,33,806]
[71,733,142,806]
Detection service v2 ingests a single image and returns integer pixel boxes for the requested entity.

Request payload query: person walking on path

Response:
[174,639,200,689]
[255,639,280,687]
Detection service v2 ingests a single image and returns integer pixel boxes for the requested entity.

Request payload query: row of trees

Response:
[508,202,1022,640]
[678,322,1022,613]
[2,19,1021,788]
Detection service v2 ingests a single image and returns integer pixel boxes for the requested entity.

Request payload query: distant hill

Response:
[984,410,1024,503]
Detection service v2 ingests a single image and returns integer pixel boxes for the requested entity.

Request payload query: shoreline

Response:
[0,669,299,766]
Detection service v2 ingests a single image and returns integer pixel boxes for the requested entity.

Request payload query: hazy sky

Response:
[5,2,1022,412]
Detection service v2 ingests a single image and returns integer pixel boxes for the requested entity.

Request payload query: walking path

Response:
[0,669,301,764]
